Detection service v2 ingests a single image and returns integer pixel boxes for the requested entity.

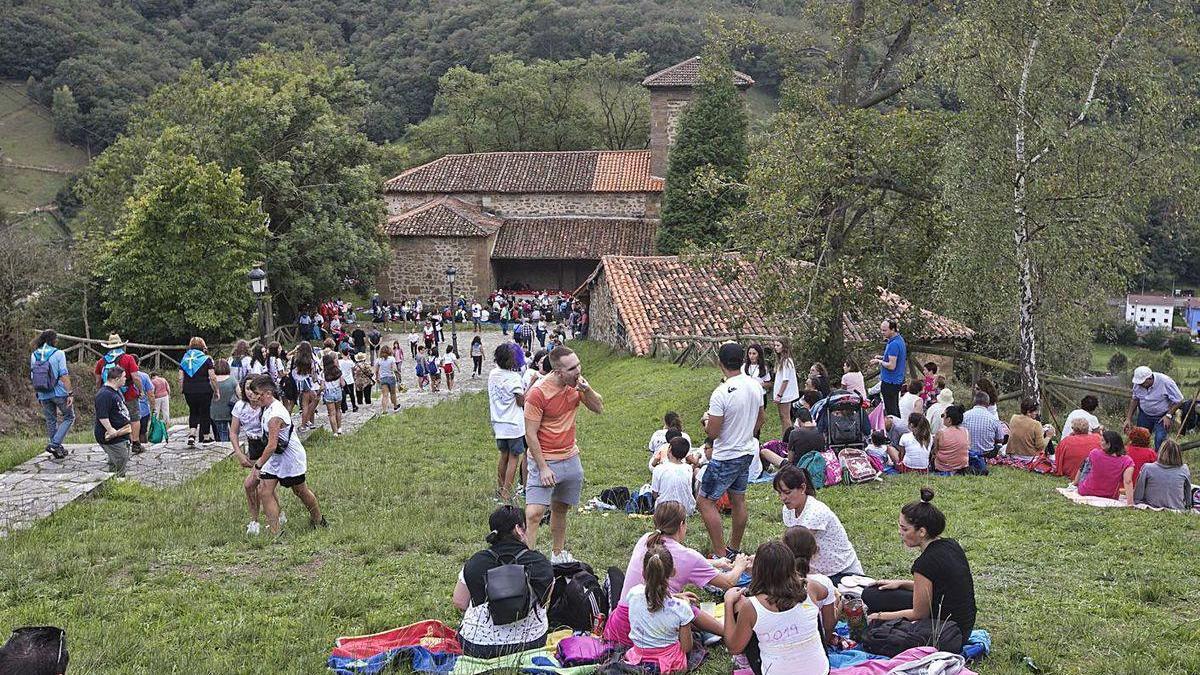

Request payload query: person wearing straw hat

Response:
[93,333,144,454]
[1125,365,1184,450]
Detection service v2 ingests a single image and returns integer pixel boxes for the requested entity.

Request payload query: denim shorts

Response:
[699,454,753,500]
[322,387,342,404]
[379,375,396,388]
[496,436,527,455]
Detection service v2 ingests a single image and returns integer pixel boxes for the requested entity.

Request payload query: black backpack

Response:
[548,561,608,632]
[602,566,625,614]
[599,487,631,511]
[279,369,299,402]
[484,550,534,625]
[860,618,963,657]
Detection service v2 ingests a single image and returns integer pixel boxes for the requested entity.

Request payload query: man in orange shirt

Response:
[524,346,604,562]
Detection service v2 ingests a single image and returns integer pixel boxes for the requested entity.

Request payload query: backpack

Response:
[793,451,828,490]
[101,352,131,395]
[624,485,655,515]
[599,487,631,510]
[860,617,963,658]
[547,561,607,633]
[821,449,842,487]
[279,369,299,402]
[31,348,58,393]
[148,413,168,444]
[556,635,611,667]
[839,447,880,483]
[483,550,535,625]
[602,566,625,614]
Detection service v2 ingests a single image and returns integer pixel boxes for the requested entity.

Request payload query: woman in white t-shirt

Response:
[773,465,864,581]
[247,374,326,534]
[230,379,268,535]
[898,381,925,421]
[742,343,773,394]
[891,412,931,472]
[772,340,800,437]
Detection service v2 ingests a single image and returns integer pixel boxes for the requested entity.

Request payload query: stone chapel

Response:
[375,56,755,301]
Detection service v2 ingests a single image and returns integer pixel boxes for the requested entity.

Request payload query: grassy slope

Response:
[1090,343,1200,386]
[1,342,1199,674]
[0,80,89,236]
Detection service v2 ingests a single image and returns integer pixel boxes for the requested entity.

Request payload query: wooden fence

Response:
[644,333,1200,450]
[33,325,299,372]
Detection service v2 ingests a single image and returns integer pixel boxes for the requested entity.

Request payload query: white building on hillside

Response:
[1125,294,1178,328]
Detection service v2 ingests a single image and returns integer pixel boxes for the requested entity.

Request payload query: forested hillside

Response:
[0,0,797,149]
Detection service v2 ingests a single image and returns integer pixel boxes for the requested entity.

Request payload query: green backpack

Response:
[148,413,168,444]
[793,450,828,490]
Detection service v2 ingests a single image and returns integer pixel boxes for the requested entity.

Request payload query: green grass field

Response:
[1089,343,1200,386]
[0,80,89,237]
[2,342,1199,673]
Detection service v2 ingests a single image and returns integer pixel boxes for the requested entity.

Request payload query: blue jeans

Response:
[40,396,75,447]
[1136,408,1169,449]
[500,320,509,335]
[699,455,753,501]
[212,420,230,442]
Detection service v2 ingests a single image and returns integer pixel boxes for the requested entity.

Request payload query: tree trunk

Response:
[1013,33,1041,407]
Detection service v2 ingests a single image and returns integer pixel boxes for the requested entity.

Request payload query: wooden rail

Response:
[33,325,299,370]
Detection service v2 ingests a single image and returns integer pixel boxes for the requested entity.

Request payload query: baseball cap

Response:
[718,342,744,369]
[1132,365,1153,384]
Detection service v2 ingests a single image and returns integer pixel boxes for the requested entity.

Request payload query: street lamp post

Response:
[248,263,271,343]
[446,266,458,353]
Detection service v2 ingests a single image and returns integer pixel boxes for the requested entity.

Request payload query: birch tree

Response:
[936,0,1195,403]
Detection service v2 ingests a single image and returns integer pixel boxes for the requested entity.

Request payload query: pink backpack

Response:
[821,449,842,487]
[839,448,881,483]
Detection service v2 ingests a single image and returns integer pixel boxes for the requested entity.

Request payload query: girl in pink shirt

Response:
[150,372,171,419]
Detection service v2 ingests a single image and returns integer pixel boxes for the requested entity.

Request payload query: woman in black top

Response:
[861,488,977,636]
[452,506,554,658]
[180,336,217,446]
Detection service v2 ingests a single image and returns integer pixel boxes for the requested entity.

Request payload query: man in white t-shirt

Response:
[1060,395,1102,440]
[471,302,482,332]
[698,342,765,558]
[651,437,697,515]
[488,343,526,502]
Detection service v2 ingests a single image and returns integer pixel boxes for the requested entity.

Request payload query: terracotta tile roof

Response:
[641,56,755,88]
[578,255,974,356]
[382,197,502,237]
[383,151,663,194]
[492,217,658,259]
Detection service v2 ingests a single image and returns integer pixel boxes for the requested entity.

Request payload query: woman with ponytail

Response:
[724,540,828,675]
[604,502,749,646]
[453,506,554,658]
[862,488,977,635]
[622,545,694,673]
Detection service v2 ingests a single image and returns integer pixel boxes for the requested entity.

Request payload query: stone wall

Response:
[376,235,495,303]
[489,192,652,218]
[583,272,629,352]
[385,191,658,219]
[648,89,694,177]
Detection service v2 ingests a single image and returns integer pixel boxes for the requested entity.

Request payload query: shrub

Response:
[1150,350,1174,376]
[1115,321,1139,346]
[1107,351,1129,374]
[1141,327,1171,351]
[1168,332,1195,357]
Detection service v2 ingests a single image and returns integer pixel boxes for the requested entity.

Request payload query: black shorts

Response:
[258,471,305,487]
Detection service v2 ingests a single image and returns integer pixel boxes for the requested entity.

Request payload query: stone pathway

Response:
[0,328,515,536]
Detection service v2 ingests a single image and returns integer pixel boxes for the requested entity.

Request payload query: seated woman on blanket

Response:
[604,501,748,647]
[774,465,864,584]
[1134,439,1194,511]
[453,506,554,658]
[1054,417,1102,479]
[1076,431,1135,505]
[862,488,977,636]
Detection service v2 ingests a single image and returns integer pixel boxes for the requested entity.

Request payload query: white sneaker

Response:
[334,431,342,437]
[278,511,288,525]
[550,550,577,564]
[246,521,261,535]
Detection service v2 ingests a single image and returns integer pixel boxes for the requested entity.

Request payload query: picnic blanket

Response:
[450,647,598,675]
[987,453,1053,473]
[1056,486,1200,513]
[830,646,979,675]
[329,620,461,674]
